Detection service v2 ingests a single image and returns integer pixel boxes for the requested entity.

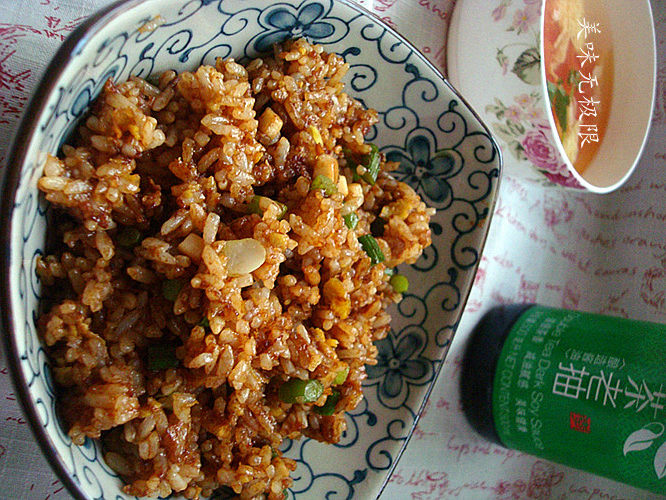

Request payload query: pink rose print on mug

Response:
[485,96,583,188]
[522,128,582,188]
[521,128,565,174]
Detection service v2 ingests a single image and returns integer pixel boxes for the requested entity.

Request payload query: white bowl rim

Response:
[0,1,503,499]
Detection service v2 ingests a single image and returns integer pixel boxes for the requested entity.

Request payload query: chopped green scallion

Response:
[343,149,362,182]
[389,274,409,294]
[314,390,341,416]
[334,366,349,385]
[248,195,287,220]
[147,343,179,370]
[199,317,210,328]
[247,196,263,215]
[361,144,380,185]
[358,234,385,265]
[278,378,324,404]
[162,279,183,301]
[342,147,356,165]
[117,227,142,247]
[384,268,396,277]
[276,202,288,220]
[344,145,380,185]
[310,175,337,196]
[343,213,359,230]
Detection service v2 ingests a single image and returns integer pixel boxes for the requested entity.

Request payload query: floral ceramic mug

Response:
[447,0,657,193]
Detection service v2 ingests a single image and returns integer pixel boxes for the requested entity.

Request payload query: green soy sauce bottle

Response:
[461,304,666,495]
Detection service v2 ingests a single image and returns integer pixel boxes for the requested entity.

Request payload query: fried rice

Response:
[35,39,434,499]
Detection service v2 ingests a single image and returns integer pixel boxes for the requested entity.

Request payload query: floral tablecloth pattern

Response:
[0,0,664,499]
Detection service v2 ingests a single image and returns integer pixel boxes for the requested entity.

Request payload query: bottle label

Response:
[492,305,666,494]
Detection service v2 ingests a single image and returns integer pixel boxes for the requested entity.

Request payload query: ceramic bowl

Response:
[447,0,656,192]
[0,0,501,498]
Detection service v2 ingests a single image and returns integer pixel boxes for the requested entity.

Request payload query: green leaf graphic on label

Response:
[655,441,666,479]
[511,47,541,85]
[547,81,570,134]
[623,423,664,455]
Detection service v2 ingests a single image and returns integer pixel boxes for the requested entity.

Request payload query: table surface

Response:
[0,0,664,499]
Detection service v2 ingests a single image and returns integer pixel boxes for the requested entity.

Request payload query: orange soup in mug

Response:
[543,0,613,174]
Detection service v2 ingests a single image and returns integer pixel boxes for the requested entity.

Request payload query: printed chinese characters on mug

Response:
[543,0,613,173]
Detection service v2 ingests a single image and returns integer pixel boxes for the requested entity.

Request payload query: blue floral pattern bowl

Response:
[0,0,501,498]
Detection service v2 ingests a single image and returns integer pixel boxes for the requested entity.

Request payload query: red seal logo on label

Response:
[569,412,591,433]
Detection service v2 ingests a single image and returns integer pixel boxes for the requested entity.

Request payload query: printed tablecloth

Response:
[0,0,664,498]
